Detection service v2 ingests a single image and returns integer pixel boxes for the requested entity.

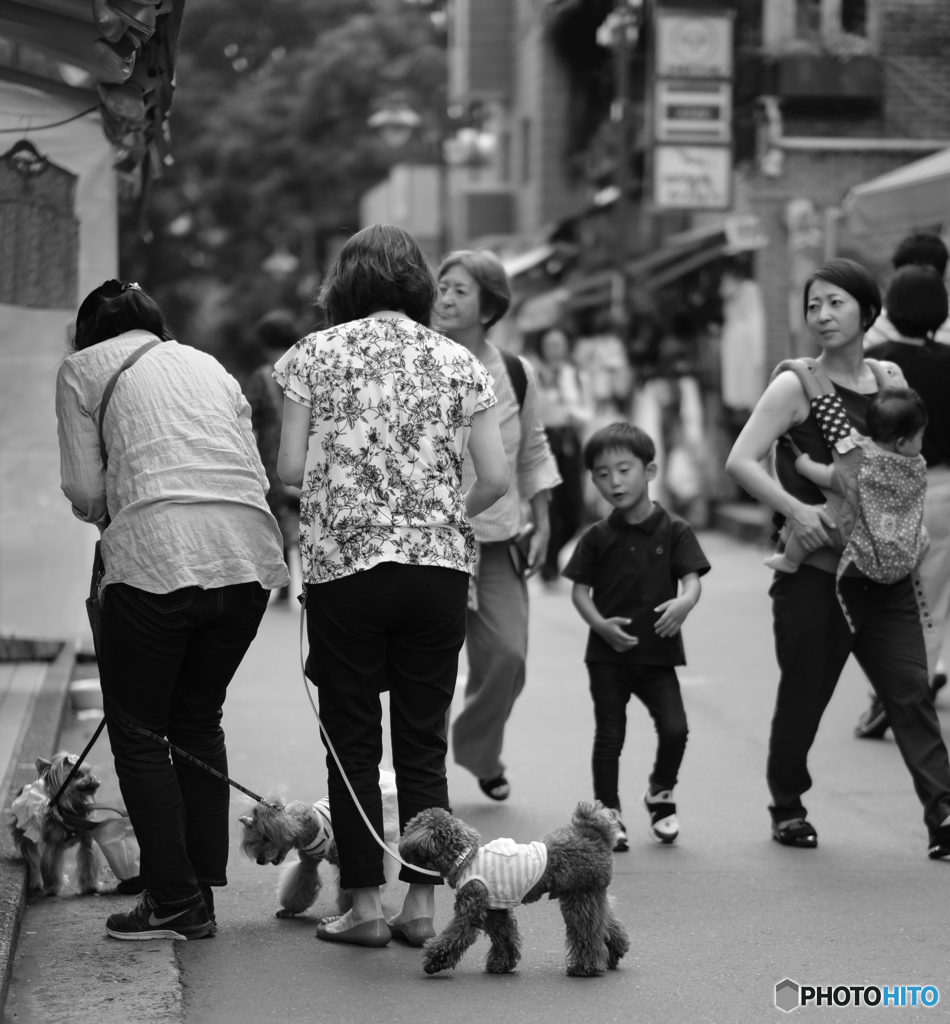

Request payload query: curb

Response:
[0,642,76,1013]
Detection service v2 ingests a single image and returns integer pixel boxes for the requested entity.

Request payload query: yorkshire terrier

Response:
[398,801,631,977]
[239,768,400,918]
[10,753,102,896]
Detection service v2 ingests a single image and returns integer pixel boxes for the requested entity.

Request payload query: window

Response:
[765,0,875,48]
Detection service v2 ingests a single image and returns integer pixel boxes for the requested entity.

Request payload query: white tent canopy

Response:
[845,147,950,236]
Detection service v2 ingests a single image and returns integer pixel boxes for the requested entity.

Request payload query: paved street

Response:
[6,530,950,1023]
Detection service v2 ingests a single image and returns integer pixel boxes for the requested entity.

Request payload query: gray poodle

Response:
[398,801,630,977]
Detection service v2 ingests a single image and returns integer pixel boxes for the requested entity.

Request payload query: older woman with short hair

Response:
[436,249,561,803]
[276,225,508,947]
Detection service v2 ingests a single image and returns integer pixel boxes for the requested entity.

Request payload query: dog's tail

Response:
[571,800,617,849]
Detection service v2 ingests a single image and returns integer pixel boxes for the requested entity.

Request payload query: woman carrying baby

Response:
[276,224,509,946]
[726,258,950,857]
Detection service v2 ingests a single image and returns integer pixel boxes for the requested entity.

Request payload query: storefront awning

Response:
[566,214,767,311]
[844,148,950,236]
[502,244,558,279]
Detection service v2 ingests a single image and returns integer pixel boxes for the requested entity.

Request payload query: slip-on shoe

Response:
[315,916,391,947]
[387,917,436,947]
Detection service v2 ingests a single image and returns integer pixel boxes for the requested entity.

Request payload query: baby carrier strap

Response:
[863,356,903,392]
[769,356,834,400]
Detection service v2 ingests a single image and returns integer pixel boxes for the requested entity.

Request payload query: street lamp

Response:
[597,0,644,328]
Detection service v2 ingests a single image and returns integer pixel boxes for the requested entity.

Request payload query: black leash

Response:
[118,716,280,810]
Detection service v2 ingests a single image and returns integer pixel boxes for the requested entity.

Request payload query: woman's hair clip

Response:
[121,281,142,292]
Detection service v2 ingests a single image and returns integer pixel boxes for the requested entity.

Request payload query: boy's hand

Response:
[794,451,815,473]
[654,597,693,637]
[596,617,638,652]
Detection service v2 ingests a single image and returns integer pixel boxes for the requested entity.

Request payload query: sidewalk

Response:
[0,642,76,1012]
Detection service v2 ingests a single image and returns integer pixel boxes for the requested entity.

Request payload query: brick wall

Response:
[882,0,950,137]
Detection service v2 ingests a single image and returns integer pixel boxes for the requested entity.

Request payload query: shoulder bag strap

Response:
[97,338,164,470]
[500,349,527,411]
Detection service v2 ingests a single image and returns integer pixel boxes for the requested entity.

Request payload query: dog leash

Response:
[116,715,282,811]
[297,594,442,879]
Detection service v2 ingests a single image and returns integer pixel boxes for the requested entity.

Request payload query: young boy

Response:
[562,423,710,851]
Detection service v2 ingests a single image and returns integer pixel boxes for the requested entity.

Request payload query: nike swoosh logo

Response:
[148,909,190,926]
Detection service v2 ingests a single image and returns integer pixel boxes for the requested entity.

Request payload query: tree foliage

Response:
[121,0,446,364]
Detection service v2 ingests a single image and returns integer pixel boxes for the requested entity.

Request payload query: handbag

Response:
[84,337,164,657]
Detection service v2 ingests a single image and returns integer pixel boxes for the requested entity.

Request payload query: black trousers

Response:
[305,562,468,889]
[768,566,950,836]
[588,661,688,810]
[542,425,583,581]
[99,581,269,906]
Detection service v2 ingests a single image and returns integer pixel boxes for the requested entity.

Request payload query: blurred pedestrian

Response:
[726,258,950,858]
[563,423,709,852]
[275,225,508,947]
[854,264,950,737]
[56,281,289,940]
[244,310,300,603]
[532,326,590,582]
[864,232,950,348]
[436,250,561,802]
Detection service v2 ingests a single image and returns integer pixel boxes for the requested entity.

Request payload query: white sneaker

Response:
[606,807,628,852]
[643,789,678,845]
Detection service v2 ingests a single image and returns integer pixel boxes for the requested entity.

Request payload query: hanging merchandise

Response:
[719,275,767,413]
[0,140,79,309]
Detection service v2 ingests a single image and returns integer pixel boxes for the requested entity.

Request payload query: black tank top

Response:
[773,382,874,526]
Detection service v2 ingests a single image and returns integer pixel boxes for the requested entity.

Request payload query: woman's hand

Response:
[786,501,836,553]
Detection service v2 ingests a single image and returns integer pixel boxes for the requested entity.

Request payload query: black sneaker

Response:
[198,884,216,925]
[606,808,628,852]
[106,892,213,941]
[928,824,950,860]
[854,697,888,739]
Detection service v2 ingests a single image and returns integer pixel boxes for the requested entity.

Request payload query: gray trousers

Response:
[452,541,529,779]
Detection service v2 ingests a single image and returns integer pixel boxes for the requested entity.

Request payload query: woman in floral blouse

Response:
[276,224,508,947]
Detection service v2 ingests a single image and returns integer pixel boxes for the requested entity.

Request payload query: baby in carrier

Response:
[766,387,928,588]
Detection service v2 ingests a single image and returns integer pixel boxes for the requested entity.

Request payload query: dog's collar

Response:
[447,841,479,886]
[300,797,332,860]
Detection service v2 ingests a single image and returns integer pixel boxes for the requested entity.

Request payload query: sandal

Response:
[772,818,818,848]
[478,775,510,801]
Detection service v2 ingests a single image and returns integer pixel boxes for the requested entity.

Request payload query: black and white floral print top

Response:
[273,316,496,584]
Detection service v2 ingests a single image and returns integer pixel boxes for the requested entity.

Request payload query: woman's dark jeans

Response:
[588,661,688,810]
[305,562,468,890]
[769,566,950,835]
[99,581,269,907]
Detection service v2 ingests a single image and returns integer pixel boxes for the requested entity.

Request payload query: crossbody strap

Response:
[97,338,164,470]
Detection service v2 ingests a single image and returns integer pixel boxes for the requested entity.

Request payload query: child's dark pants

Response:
[588,662,688,810]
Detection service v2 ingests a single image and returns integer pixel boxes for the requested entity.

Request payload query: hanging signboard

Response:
[655,80,732,144]
[655,10,734,80]
[654,145,732,210]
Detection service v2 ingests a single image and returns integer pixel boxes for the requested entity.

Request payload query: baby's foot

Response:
[764,553,799,573]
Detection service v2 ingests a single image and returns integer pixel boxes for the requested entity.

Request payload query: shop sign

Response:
[655,80,732,144]
[655,10,734,80]
[654,145,732,210]
[724,214,769,252]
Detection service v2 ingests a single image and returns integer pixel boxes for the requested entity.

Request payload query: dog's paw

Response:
[275,908,299,919]
[566,963,605,978]
[421,942,457,975]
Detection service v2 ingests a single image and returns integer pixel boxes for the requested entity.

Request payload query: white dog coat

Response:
[455,838,548,908]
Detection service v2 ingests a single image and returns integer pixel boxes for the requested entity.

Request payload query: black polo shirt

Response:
[562,503,710,666]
